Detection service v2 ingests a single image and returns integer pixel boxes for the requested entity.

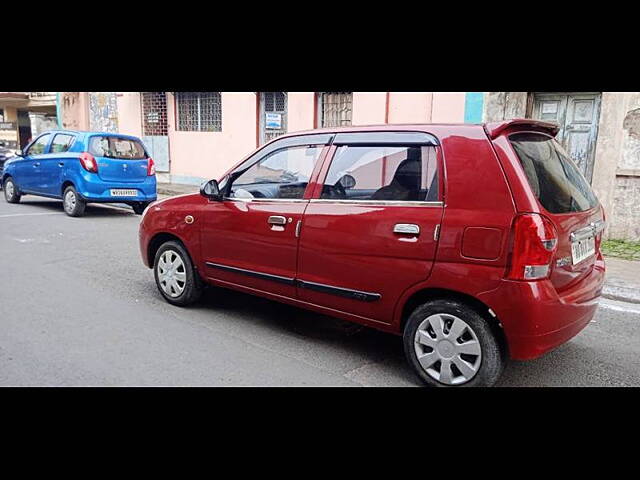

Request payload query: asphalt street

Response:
[1,196,639,386]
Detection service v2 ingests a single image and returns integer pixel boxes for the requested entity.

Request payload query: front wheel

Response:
[63,186,86,217]
[403,299,506,387]
[4,177,21,203]
[153,241,203,306]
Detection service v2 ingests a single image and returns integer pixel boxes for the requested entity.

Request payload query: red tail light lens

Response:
[79,152,98,173]
[147,157,155,176]
[507,213,558,281]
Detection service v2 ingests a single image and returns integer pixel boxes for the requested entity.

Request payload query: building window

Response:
[260,92,288,145]
[141,92,168,136]
[318,92,353,127]
[176,92,222,132]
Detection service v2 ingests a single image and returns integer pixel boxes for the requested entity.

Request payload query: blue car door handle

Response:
[58,162,64,167]
[33,162,40,167]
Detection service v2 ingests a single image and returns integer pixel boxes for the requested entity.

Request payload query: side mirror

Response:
[338,174,356,189]
[200,179,222,201]
[15,149,23,156]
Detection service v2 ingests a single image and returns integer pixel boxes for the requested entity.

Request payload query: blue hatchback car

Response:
[2,130,157,216]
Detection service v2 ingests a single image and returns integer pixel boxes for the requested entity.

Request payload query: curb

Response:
[602,284,640,305]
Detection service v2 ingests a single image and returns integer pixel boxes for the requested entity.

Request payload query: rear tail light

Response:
[147,157,155,176]
[79,152,98,173]
[507,213,558,281]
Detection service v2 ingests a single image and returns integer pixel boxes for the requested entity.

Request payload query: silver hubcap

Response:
[157,250,186,298]
[6,181,14,198]
[414,313,482,385]
[64,190,76,212]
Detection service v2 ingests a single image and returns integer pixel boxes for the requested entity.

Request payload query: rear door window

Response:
[89,136,146,159]
[50,134,75,153]
[320,145,439,201]
[509,132,598,214]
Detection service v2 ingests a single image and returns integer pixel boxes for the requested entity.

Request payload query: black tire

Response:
[403,299,506,387]
[153,240,203,306]
[3,177,21,203]
[131,202,149,215]
[62,186,86,217]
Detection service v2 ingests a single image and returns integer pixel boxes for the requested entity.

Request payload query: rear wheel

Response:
[153,240,203,306]
[131,202,149,215]
[4,177,21,203]
[403,299,506,387]
[63,186,86,217]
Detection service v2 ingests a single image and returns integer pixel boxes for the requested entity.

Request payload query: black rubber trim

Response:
[296,279,381,302]
[205,262,381,302]
[205,262,295,286]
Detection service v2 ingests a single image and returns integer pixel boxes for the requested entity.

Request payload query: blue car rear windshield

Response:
[89,136,146,160]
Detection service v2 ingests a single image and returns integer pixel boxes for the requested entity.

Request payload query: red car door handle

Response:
[268,216,287,226]
[393,224,420,235]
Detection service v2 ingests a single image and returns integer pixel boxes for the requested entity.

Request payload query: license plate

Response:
[571,236,595,265]
[110,189,138,197]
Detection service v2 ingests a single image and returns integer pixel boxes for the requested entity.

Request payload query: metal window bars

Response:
[141,92,168,136]
[176,92,222,132]
[320,92,353,127]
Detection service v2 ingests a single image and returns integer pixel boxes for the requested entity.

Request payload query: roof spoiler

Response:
[484,118,560,140]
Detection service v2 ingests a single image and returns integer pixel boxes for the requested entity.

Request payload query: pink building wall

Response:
[67,92,469,183]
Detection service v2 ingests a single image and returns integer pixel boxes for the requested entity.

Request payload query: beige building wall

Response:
[116,92,143,138]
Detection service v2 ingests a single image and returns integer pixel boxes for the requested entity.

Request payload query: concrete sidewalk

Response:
[156,182,640,304]
[603,257,640,304]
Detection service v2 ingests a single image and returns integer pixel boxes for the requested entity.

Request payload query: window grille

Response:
[176,92,222,132]
[141,92,168,136]
[261,92,287,144]
[319,92,353,127]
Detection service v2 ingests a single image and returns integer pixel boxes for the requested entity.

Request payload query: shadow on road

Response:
[194,285,419,385]
[13,199,134,217]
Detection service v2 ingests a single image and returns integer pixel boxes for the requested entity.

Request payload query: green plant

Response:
[601,239,640,261]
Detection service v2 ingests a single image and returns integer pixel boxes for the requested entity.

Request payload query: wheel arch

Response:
[61,180,75,197]
[147,231,187,269]
[399,287,508,353]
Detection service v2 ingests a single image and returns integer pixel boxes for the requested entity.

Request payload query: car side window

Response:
[50,134,75,153]
[320,145,439,201]
[26,134,52,156]
[228,145,323,200]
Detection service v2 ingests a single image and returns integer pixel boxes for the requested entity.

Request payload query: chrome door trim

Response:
[268,215,287,226]
[570,220,606,242]
[223,197,309,204]
[309,199,444,207]
[393,223,420,235]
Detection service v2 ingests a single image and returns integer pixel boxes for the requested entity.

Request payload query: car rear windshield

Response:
[509,132,598,214]
[89,136,146,160]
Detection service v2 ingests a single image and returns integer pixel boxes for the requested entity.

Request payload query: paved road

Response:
[1,196,639,386]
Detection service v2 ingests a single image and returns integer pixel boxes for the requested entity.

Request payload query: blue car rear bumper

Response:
[75,173,157,203]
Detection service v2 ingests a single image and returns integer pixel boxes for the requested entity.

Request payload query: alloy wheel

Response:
[414,313,482,385]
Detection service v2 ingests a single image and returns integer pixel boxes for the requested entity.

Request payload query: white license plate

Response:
[110,189,138,197]
[571,236,595,265]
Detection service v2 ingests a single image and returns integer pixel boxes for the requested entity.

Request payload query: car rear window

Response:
[89,136,146,160]
[509,132,598,214]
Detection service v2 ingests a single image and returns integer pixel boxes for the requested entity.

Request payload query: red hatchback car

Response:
[138,120,606,387]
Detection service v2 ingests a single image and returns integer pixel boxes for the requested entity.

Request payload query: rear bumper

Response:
[480,254,606,360]
[75,172,157,203]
